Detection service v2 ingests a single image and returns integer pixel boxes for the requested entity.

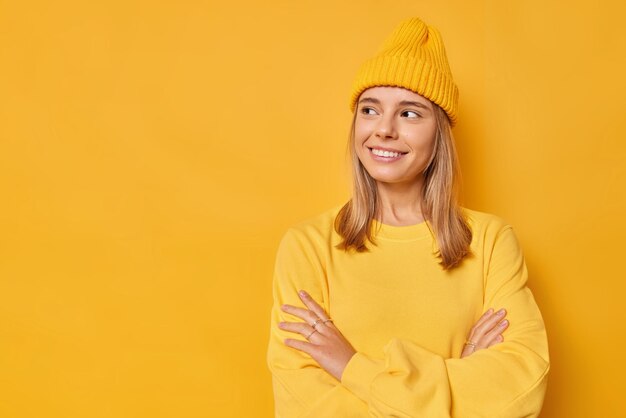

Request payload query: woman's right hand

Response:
[461,308,509,358]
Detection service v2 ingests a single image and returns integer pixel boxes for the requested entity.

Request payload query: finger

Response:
[486,334,504,348]
[280,304,332,340]
[469,308,507,342]
[468,312,507,350]
[278,321,323,342]
[466,308,495,342]
[484,319,509,346]
[460,344,475,358]
[298,290,330,322]
[473,308,495,330]
[476,319,508,350]
[281,304,319,324]
[284,337,316,355]
[278,321,310,335]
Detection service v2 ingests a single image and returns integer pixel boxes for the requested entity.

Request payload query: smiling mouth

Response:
[367,147,409,158]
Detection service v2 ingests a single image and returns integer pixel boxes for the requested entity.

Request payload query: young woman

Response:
[266,17,550,417]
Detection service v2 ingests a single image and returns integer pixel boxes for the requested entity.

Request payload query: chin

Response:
[363,166,424,184]
[367,173,405,184]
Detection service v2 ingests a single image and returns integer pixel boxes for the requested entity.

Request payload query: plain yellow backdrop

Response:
[1,0,625,417]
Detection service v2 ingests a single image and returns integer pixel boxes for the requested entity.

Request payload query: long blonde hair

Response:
[334,102,473,270]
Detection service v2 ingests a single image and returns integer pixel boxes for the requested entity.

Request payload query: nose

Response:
[375,113,397,140]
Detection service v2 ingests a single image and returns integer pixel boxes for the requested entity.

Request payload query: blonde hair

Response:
[334,102,473,270]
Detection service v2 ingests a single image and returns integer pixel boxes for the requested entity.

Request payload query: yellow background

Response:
[1,1,624,417]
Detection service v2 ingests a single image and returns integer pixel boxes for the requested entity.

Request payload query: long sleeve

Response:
[266,227,368,417]
[339,225,551,417]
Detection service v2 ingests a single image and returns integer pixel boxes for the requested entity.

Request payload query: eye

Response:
[360,107,377,115]
[403,110,422,118]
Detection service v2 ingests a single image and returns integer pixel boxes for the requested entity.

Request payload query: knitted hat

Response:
[349,17,459,126]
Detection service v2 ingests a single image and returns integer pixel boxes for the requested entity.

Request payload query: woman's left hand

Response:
[279,290,357,382]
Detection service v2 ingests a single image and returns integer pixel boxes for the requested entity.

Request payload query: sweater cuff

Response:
[340,351,385,403]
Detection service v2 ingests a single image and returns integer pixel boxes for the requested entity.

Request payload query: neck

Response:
[376,177,425,226]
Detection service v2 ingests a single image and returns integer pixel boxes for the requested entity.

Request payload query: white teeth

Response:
[371,148,402,158]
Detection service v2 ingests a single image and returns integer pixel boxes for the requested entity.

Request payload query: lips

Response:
[367,147,407,162]
[367,146,408,154]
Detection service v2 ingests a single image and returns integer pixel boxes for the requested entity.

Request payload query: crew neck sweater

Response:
[266,204,550,418]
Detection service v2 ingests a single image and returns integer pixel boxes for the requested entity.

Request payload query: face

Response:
[354,86,438,187]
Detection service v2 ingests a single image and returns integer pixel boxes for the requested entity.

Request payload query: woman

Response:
[266,17,550,417]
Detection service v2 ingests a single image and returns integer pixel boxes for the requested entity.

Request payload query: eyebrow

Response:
[358,97,431,110]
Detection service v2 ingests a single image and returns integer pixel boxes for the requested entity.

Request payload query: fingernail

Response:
[496,309,505,316]
[500,320,509,326]
[299,290,307,297]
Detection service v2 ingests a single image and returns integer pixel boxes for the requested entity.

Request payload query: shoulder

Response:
[283,204,343,241]
[277,203,344,254]
[461,206,513,238]
[460,207,524,260]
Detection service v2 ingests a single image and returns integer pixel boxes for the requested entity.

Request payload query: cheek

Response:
[354,142,367,162]
[354,133,370,155]
[401,127,436,151]
[354,125,369,144]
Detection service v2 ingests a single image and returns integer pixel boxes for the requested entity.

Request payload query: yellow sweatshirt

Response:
[266,204,550,418]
